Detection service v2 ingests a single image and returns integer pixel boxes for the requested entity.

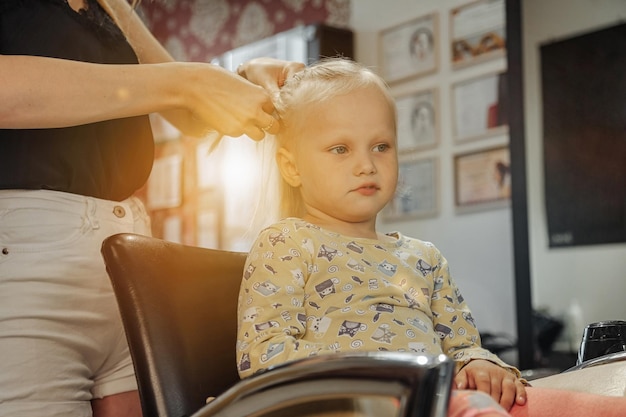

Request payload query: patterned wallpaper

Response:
[139,0,351,62]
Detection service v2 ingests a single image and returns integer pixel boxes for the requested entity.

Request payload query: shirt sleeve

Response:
[428,246,521,377]
[236,226,333,378]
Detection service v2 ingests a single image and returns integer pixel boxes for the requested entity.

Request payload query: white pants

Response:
[0,189,151,417]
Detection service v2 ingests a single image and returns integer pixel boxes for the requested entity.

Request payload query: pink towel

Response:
[510,387,626,417]
[448,390,510,417]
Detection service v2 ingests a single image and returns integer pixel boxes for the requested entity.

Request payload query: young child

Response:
[235,58,626,417]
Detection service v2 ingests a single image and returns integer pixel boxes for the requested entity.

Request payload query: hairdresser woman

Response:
[0,0,303,416]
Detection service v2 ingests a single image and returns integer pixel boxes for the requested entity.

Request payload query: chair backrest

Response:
[101,233,247,417]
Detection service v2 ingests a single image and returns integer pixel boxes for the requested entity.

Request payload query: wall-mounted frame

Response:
[383,156,438,221]
[450,0,506,68]
[379,13,438,83]
[452,71,508,142]
[395,88,439,153]
[454,145,510,211]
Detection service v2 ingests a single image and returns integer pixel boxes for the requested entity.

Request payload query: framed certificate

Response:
[454,145,511,210]
[395,88,439,153]
[452,71,508,142]
[450,0,506,68]
[379,13,438,83]
[383,156,438,221]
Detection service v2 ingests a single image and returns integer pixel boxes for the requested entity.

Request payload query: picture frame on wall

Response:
[454,145,511,210]
[379,13,438,83]
[450,0,506,68]
[452,71,508,142]
[395,88,439,153]
[383,156,438,221]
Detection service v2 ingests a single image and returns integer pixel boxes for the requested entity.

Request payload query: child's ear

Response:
[277,147,301,187]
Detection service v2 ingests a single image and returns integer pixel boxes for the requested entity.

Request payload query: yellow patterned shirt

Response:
[236,218,518,378]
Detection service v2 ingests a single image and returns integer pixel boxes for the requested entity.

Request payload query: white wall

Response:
[522,0,626,349]
[350,0,517,348]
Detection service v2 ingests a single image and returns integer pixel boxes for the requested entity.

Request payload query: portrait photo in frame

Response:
[383,156,438,221]
[379,13,438,83]
[452,71,508,142]
[396,88,439,153]
[450,0,506,68]
[454,145,511,210]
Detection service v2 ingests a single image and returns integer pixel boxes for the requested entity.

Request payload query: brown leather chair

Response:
[101,233,455,417]
[101,233,247,417]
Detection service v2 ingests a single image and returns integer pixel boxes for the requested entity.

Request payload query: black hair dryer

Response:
[577,320,626,365]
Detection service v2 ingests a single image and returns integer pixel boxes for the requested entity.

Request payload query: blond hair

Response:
[273,57,396,219]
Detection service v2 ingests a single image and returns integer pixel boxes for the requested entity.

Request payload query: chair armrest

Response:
[191,352,454,417]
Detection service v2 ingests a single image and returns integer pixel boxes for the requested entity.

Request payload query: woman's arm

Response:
[0,54,276,139]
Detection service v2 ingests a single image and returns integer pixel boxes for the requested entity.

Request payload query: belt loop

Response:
[85,197,100,230]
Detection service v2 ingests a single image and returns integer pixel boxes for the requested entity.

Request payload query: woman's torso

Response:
[0,0,154,201]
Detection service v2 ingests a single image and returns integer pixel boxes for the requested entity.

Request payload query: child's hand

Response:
[454,359,527,411]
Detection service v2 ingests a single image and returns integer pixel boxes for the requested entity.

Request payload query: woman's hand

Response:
[454,359,527,411]
[237,57,305,97]
[178,59,304,140]
[176,63,280,140]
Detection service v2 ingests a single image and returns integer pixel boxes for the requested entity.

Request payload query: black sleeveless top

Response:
[0,0,154,201]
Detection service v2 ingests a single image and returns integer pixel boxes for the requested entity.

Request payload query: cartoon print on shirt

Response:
[407,315,429,333]
[352,275,364,285]
[416,258,437,276]
[241,306,262,322]
[462,311,477,328]
[455,287,465,304]
[371,323,397,344]
[264,264,278,275]
[377,260,397,277]
[268,231,286,246]
[346,241,364,254]
[404,293,420,309]
[393,249,411,264]
[434,323,454,339]
[260,342,285,363]
[408,342,428,353]
[238,353,251,371]
[290,269,305,287]
[296,313,307,328]
[254,320,280,332]
[253,280,280,297]
[308,316,332,338]
[243,264,256,280]
[338,320,367,337]
[346,258,366,273]
[301,237,315,255]
[315,278,339,298]
[433,275,444,291]
[371,303,395,322]
[317,244,339,261]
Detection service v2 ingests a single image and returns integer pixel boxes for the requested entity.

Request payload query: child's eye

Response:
[373,143,390,152]
[330,146,348,154]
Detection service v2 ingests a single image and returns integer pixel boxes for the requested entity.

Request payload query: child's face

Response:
[287,85,398,228]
